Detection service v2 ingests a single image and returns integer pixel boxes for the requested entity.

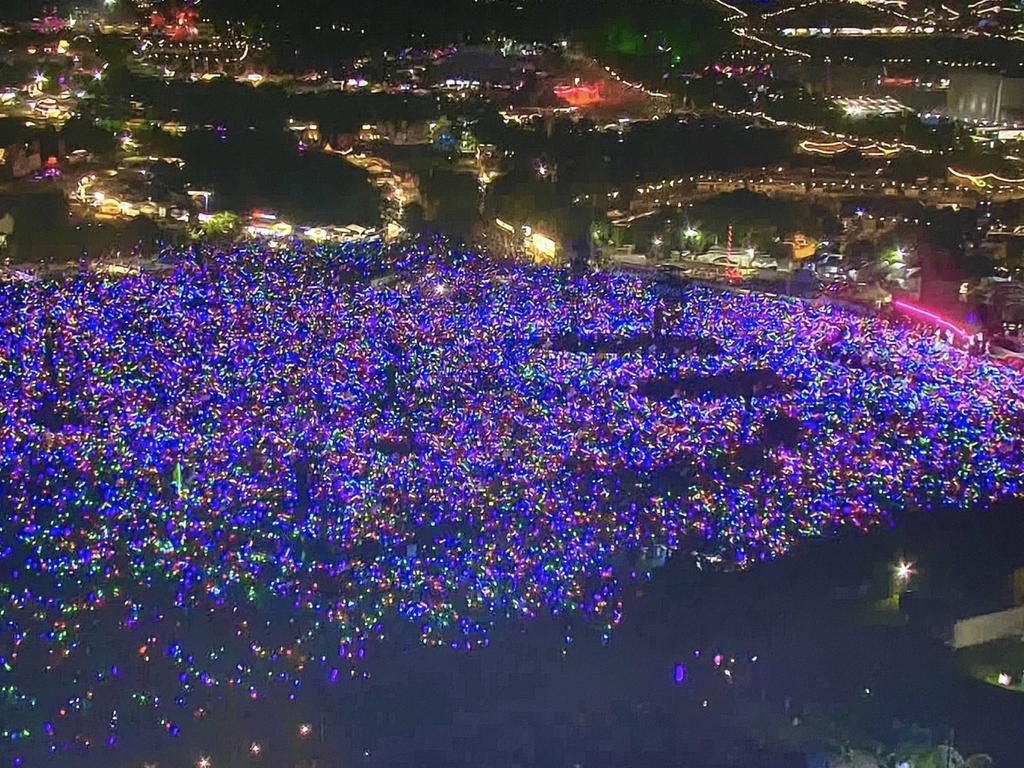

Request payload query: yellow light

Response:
[948,166,1024,187]
[895,561,914,581]
[529,232,557,259]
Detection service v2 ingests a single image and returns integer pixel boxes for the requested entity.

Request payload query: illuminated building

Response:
[780,233,817,260]
[493,219,561,263]
[834,95,911,117]
[527,231,558,262]
[287,120,321,145]
[131,12,257,80]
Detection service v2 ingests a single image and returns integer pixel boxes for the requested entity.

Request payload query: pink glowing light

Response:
[892,299,971,341]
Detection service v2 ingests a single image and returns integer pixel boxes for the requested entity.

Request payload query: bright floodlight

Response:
[895,561,914,581]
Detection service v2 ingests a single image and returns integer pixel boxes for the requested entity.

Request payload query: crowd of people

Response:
[0,237,1022,763]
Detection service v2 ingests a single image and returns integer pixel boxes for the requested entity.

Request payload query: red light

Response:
[881,77,915,87]
[553,81,605,108]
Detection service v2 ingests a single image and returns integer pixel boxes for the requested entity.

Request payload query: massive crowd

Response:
[0,238,1022,762]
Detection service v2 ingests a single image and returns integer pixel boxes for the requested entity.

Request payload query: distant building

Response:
[0,210,13,257]
[947,71,1024,123]
[6,143,42,179]
[976,277,1024,335]
[952,605,1024,648]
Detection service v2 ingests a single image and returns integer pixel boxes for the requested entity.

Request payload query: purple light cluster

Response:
[0,238,1021,761]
